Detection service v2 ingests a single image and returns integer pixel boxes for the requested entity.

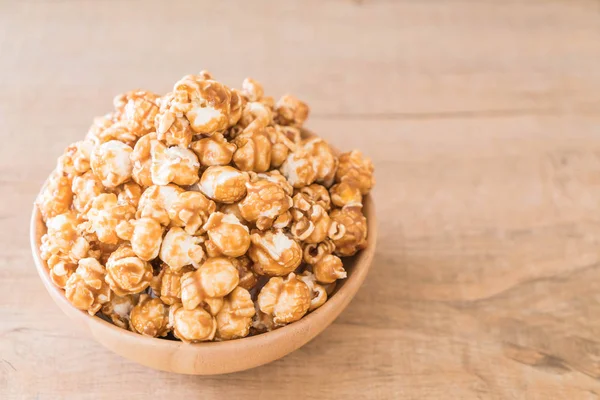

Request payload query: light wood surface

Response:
[2,0,600,398]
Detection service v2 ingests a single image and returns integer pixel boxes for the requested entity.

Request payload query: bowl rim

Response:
[30,195,377,349]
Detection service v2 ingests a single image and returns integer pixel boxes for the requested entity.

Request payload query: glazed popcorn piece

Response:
[150,140,200,186]
[216,287,256,340]
[90,140,133,188]
[83,193,136,244]
[290,192,331,244]
[129,295,170,337]
[232,129,272,172]
[130,132,156,188]
[298,271,328,311]
[169,303,217,343]
[197,166,249,203]
[275,94,309,127]
[137,184,184,226]
[280,148,316,189]
[335,150,375,195]
[113,90,159,137]
[38,71,374,341]
[159,227,205,270]
[116,217,163,261]
[329,206,368,257]
[56,141,94,179]
[37,170,73,221]
[302,137,338,187]
[180,257,239,310]
[302,239,336,265]
[105,245,154,296]
[202,212,250,258]
[101,294,137,329]
[257,273,311,325]
[189,133,236,167]
[238,176,293,230]
[248,230,302,276]
[329,181,363,208]
[71,171,105,213]
[65,258,112,315]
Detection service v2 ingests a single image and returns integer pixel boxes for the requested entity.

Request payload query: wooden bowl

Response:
[30,195,376,375]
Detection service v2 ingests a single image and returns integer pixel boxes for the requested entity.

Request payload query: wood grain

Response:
[2,0,600,398]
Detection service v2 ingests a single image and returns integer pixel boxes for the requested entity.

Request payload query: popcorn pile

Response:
[36,72,374,342]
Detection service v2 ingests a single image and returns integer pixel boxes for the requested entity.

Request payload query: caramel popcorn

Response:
[38,71,373,342]
[275,95,309,127]
[137,184,184,226]
[290,192,331,244]
[180,257,239,310]
[129,295,170,337]
[159,227,205,270]
[150,140,200,186]
[90,140,134,188]
[37,170,73,221]
[101,294,137,329]
[130,132,156,188]
[313,254,346,284]
[238,176,293,230]
[298,271,328,311]
[57,141,93,179]
[280,148,316,188]
[303,137,338,187]
[189,133,236,167]
[169,191,216,234]
[113,90,159,137]
[330,206,368,257]
[71,171,105,213]
[232,129,272,172]
[83,193,136,244]
[216,287,255,340]
[257,273,310,325]
[169,303,216,342]
[65,258,112,315]
[105,245,153,296]
[197,166,248,203]
[116,217,163,261]
[335,150,375,195]
[248,230,302,276]
[203,212,250,258]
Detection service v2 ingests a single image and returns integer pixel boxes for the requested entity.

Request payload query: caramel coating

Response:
[313,254,346,284]
[113,90,159,137]
[129,295,170,337]
[203,212,250,258]
[65,258,112,315]
[280,149,316,189]
[335,150,375,195]
[101,294,137,329]
[72,171,104,213]
[190,133,236,167]
[275,95,309,127]
[169,303,217,343]
[116,217,163,261]
[152,265,193,305]
[57,141,93,180]
[137,184,184,226]
[290,193,331,244]
[105,245,153,296]
[229,255,258,290]
[248,230,302,276]
[330,206,368,257]
[329,181,363,208]
[90,140,133,188]
[180,257,239,310]
[238,177,292,230]
[159,227,205,270]
[197,166,248,203]
[169,191,216,235]
[302,137,338,187]
[216,287,256,340]
[83,193,136,244]
[232,129,272,172]
[298,271,328,311]
[130,132,156,188]
[37,170,73,221]
[257,273,310,325]
[150,140,200,186]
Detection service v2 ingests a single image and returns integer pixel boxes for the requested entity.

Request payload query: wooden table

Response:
[2,1,600,398]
